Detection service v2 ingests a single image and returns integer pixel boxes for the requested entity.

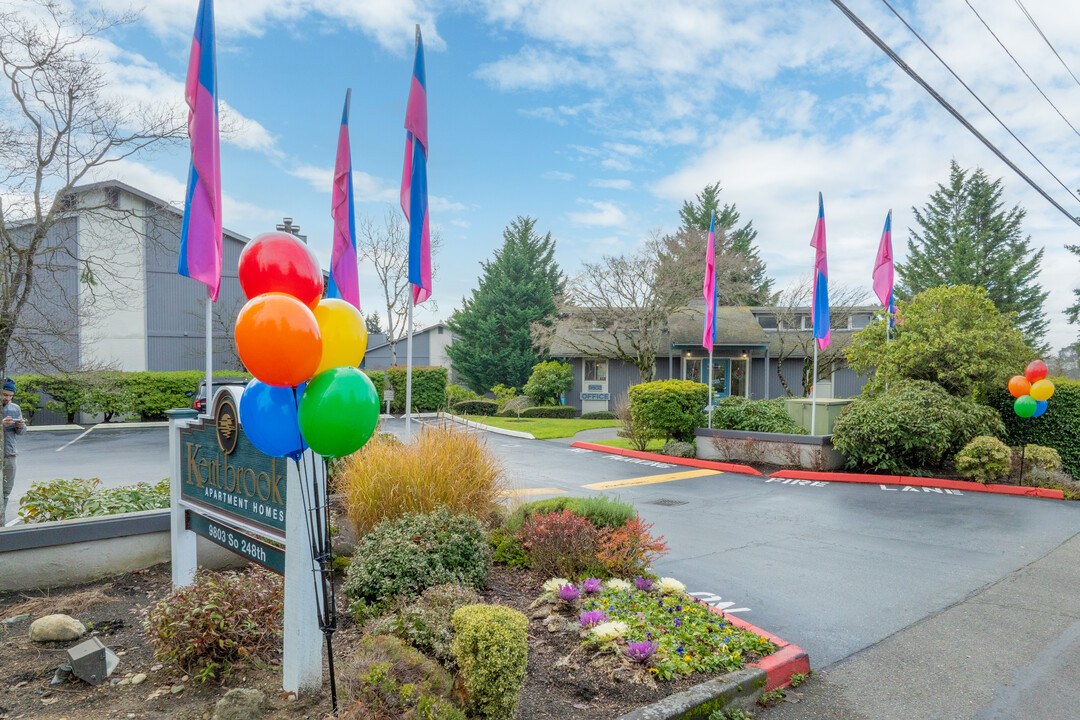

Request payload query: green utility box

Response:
[784,398,852,436]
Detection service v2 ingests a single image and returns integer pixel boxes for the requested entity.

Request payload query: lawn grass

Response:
[591,437,668,451]
[463,415,621,440]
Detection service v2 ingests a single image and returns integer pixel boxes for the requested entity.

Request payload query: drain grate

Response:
[649,498,688,507]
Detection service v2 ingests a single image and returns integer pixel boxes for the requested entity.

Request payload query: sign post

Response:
[169,391,322,695]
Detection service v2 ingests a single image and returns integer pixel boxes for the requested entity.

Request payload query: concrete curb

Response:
[768,469,1065,500]
[437,411,536,440]
[569,441,763,476]
[28,421,168,431]
[719,607,812,692]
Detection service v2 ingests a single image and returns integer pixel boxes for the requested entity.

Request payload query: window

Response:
[757,314,777,329]
[584,359,607,382]
[849,314,871,329]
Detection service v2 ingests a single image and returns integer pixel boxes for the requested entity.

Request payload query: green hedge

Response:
[504,496,635,534]
[362,366,447,413]
[579,411,616,420]
[454,400,499,416]
[990,379,1080,479]
[11,371,250,422]
[710,396,807,435]
[452,605,528,720]
[518,405,578,419]
[628,379,708,442]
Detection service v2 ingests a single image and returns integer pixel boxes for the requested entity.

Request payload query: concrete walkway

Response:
[544,426,621,445]
[761,531,1080,720]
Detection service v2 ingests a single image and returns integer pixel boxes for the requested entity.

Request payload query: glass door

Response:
[711,359,730,401]
[729,359,748,398]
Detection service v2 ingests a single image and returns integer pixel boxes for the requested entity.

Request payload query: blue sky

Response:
[65,0,1080,351]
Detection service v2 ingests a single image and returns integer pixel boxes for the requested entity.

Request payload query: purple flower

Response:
[559,584,580,602]
[624,641,659,663]
[674,618,682,628]
[635,576,653,592]
[579,609,607,628]
[582,578,603,594]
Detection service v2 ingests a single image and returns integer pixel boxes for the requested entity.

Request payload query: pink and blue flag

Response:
[702,211,717,352]
[178,0,222,301]
[872,210,894,328]
[810,193,830,350]
[328,89,359,309]
[400,25,431,305]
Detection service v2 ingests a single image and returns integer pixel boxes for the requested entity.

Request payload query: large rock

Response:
[212,688,269,720]
[28,614,86,642]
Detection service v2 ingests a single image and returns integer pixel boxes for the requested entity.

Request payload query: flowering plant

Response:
[581,578,602,594]
[579,609,607,628]
[542,577,570,595]
[624,640,659,663]
[559,584,580,602]
[590,621,628,643]
[634,576,653,592]
[656,577,685,594]
[604,579,632,591]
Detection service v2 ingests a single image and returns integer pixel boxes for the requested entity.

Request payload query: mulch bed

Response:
[0,563,758,720]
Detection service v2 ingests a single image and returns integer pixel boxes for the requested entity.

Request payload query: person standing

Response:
[1,378,26,523]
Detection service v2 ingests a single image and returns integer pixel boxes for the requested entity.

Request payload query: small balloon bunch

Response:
[1008,360,1055,419]
[234,231,380,460]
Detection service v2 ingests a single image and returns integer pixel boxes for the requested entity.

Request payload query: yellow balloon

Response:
[1030,378,1055,402]
[312,298,367,375]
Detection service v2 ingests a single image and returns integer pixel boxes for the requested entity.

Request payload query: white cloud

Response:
[568,200,629,228]
[590,179,632,190]
[542,170,574,181]
[475,46,595,90]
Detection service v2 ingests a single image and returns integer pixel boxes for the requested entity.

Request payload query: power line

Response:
[827,0,1080,228]
[965,0,1080,143]
[1013,0,1080,92]
[878,0,1080,205]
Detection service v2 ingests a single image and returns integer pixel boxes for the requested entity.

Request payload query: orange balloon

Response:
[235,293,323,387]
[1008,375,1031,398]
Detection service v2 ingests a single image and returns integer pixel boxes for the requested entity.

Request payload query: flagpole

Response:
[205,295,212,410]
[406,292,414,439]
[811,344,818,434]
[707,350,713,429]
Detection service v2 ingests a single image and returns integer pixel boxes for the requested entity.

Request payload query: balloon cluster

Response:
[1008,360,1055,419]
[234,232,380,459]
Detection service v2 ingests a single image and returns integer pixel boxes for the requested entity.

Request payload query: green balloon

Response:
[298,366,380,458]
[1013,394,1037,419]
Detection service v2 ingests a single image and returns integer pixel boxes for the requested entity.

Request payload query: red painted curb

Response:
[768,469,1064,500]
[570,441,763,476]
[706,604,810,691]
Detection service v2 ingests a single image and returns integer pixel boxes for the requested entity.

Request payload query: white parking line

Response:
[56,426,94,451]
[688,591,751,614]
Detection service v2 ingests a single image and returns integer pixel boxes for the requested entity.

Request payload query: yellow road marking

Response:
[501,487,566,496]
[582,468,720,490]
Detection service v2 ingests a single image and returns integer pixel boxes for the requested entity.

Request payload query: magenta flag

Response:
[328,89,360,309]
[810,193,830,350]
[178,0,222,301]
[702,212,717,352]
[400,25,431,304]
[872,210,894,317]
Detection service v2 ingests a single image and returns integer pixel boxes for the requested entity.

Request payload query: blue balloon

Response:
[239,378,307,459]
[1032,400,1048,418]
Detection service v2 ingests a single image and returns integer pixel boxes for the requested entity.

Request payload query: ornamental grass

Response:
[335,424,507,537]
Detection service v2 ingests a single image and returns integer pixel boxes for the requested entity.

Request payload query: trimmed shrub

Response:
[615,393,654,451]
[628,379,709,442]
[489,527,529,569]
[453,399,499,416]
[142,567,283,681]
[1023,444,1063,472]
[990,379,1080,479]
[371,584,481,669]
[19,477,169,523]
[522,361,573,406]
[658,440,696,458]
[710,396,808,435]
[363,370,386,406]
[580,411,616,420]
[955,436,1011,483]
[519,509,600,577]
[519,405,577,419]
[489,384,517,410]
[832,380,1004,475]
[495,395,534,418]
[336,425,505,536]
[342,508,491,619]
[339,634,464,720]
[386,366,448,413]
[595,514,668,577]
[452,605,528,720]
[505,495,635,534]
[445,383,480,408]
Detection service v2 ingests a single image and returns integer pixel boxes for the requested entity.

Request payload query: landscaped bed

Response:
[459,414,621,439]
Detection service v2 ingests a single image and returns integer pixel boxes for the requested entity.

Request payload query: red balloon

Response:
[238,232,324,309]
[235,293,323,387]
[1024,360,1048,384]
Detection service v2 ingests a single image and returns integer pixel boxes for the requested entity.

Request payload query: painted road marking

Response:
[601,455,675,469]
[582,468,718,490]
[688,591,750,614]
[880,485,963,495]
[765,478,830,487]
[502,487,566,496]
[56,426,94,451]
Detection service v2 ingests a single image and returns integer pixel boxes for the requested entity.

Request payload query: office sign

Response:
[581,392,610,401]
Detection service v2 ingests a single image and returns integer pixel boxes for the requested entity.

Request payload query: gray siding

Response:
[768,358,807,398]
[750,356,768,400]
[145,209,248,372]
[834,366,869,398]
[363,334,433,370]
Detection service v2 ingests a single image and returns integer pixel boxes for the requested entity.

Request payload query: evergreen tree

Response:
[897,161,1048,348]
[1067,243,1080,348]
[447,217,564,393]
[666,182,773,305]
[365,312,382,335]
